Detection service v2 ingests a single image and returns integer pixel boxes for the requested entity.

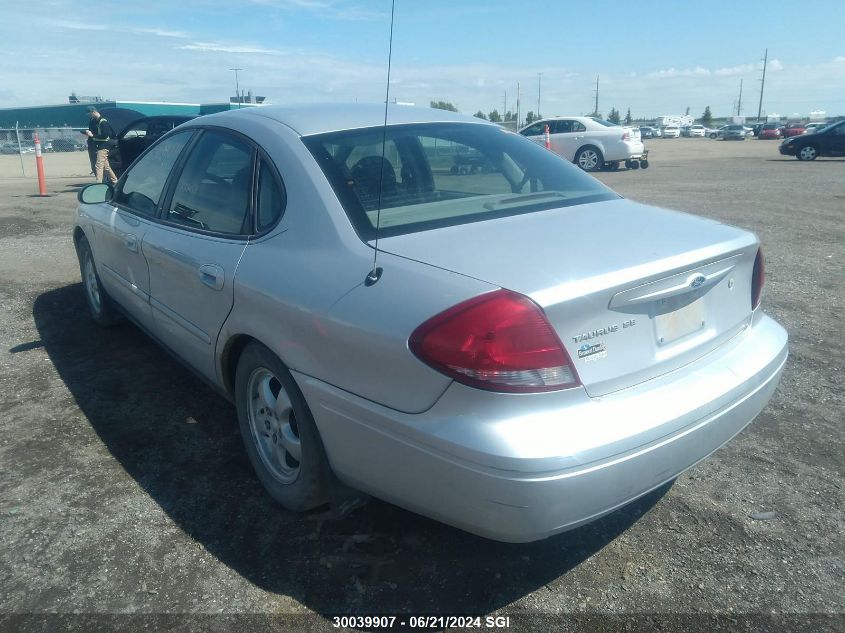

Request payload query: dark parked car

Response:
[110,115,195,175]
[51,138,87,152]
[639,126,654,139]
[779,120,845,160]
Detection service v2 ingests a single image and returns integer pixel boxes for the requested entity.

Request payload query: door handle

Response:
[125,234,138,252]
[198,264,225,291]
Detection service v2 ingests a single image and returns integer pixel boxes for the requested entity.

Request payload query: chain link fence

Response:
[0,125,93,178]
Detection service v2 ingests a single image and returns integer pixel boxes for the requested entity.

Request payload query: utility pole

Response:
[229,68,243,108]
[756,49,768,122]
[503,90,507,120]
[537,72,542,119]
[516,82,521,128]
[593,75,600,116]
[737,79,743,116]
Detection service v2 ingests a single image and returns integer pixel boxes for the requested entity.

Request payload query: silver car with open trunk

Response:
[73,104,788,542]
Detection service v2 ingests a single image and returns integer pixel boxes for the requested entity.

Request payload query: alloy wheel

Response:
[798,146,817,161]
[578,150,599,171]
[83,252,101,313]
[247,367,302,484]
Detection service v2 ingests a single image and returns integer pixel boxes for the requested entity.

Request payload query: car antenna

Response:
[365,0,395,287]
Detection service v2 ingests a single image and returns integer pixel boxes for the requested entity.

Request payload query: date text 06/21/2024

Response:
[331,615,512,629]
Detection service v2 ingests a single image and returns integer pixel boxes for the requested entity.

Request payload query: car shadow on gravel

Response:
[33,284,670,615]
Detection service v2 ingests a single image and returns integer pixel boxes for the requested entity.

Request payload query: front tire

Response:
[235,343,330,512]
[76,235,118,327]
[575,146,603,172]
[797,145,818,161]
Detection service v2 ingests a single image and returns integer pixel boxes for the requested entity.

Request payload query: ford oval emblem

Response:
[690,274,706,289]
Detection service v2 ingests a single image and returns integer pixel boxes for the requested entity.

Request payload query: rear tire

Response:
[76,235,118,327]
[575,146,603,172]
[797,145,818,161]
[235,342,330,512]
[605,161,620,171]
[630,161,640,170]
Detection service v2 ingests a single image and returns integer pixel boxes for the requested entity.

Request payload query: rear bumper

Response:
[604,140,645,161]
[298,314,788,542]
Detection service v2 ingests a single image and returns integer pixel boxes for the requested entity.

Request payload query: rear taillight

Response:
[409,290,580,393]
[751,248,765,310]
[622,131,630,141]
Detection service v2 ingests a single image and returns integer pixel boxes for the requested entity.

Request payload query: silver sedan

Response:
[73,104,788,542]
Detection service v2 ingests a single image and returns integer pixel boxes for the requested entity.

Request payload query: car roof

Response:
[193,103,489,137]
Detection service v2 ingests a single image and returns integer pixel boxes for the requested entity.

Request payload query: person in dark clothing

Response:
[85,113,97,175]
[84,106,117,185]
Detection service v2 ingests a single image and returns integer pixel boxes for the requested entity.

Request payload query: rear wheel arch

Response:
[220,333,260,398]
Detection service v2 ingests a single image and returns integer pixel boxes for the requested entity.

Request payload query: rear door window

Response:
[167,130,254,235]
[256,159,286,232]
[549,120,572,134]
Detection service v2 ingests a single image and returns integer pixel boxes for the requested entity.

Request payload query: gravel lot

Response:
[0,138,842,632]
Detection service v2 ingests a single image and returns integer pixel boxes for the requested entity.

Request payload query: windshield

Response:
[304,123,618,240]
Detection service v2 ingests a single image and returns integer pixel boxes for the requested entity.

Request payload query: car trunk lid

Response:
[378,198,759,397]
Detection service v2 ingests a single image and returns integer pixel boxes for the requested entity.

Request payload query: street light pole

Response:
[229,68,243,108]
[537,72,542,119]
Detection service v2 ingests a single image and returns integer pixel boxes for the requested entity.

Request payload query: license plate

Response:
[655,296,705,345]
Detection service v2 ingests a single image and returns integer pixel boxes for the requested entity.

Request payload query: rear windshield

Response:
[303,123,618,240]
[589,118,619,127]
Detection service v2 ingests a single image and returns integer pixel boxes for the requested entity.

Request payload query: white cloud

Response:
[180,41,285,55]
[50,20,110,31]
[133,28,191,39]
[248,0,385,20]
[649,66,711,78]
[714,63,758,77]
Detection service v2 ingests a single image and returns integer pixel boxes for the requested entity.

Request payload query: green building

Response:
[0,99,249,141]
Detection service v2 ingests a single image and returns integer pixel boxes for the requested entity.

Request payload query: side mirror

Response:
[78,183,113,205]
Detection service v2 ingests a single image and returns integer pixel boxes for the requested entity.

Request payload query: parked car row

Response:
[0,142,35,154]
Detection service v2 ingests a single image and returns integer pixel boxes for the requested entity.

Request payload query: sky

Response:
[1,0,844,120]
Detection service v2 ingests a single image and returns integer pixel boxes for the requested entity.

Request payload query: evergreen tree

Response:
[700,106,713,127]
[430,100,458,112]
